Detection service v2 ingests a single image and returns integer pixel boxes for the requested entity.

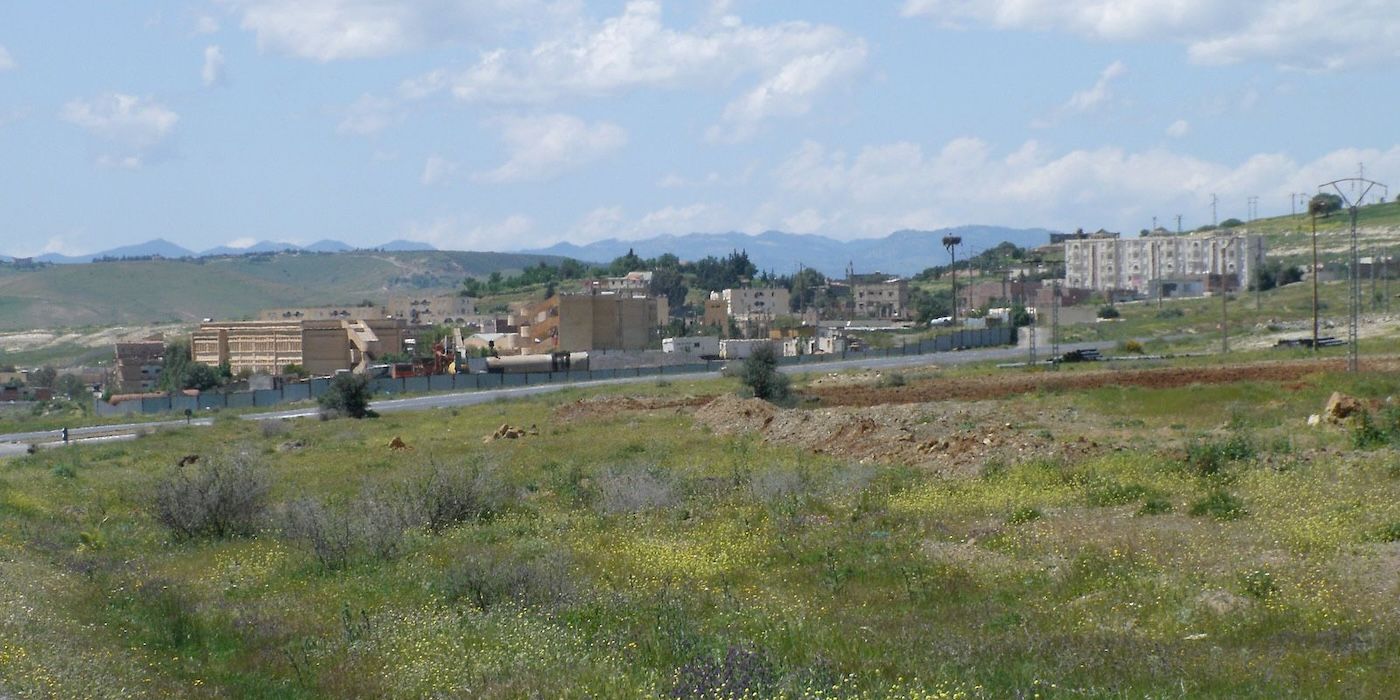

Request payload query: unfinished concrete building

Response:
[191,319,407,376]
[112,340,166,393]
[517,294,667,354]
[852,275,910,319]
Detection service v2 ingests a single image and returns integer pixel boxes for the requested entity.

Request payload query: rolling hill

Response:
[0,249,563,330]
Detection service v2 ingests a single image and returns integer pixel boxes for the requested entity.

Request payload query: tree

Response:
[1219,218,1245,228]
[159,339,193,391]
[1097,305,1121,319]
[1310,193,1343,218]
[737,344,790,403]
[649,266,688,310]
[182,363,222,391]
[319,373,372,419]
[608,248,646,276]
[29,365,57,389]
[282,364,309,379]
[54,374,89,400]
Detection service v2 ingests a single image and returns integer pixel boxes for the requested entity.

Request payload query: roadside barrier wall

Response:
[94,326,1013,417]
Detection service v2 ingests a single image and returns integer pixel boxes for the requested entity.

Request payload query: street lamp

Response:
[942,236,962,325]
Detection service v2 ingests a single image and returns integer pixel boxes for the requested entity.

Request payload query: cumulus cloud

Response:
[226,0,575,62]
[1033,60,1126,128]
[1166,119,1191,138]
[202,45,227,86]
[766,137,1400,235]
[900,0,1400,70]
[404,1,866,138]
[420,154,458,185]
[59,93,179,168]
[475,114,627,184]
[0,45,15,72]
[402,213,535,250]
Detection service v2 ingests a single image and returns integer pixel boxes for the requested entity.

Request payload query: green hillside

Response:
[0,250,565,330]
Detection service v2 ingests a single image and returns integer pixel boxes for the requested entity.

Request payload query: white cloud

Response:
[403,213,535,250]
[226,0,576,62]
[420,154,458,185]
[765,137,1400,236]
[202,45,227,86]
[195,15,221,34]
[901,0,1400,70]
[405,1,866,137]
[560,202,734,243]
[337,94,398,135]
[1166,119,1191,138]
[226,237,258,249]
[0,45,15,72]
[475,114,627,184]
[59,93,179,168]
[1065,60,1125,112]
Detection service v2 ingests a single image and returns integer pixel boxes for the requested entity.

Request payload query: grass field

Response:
[2,358,1398,698]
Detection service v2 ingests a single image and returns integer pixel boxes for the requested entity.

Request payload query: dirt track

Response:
[809,358,1361,408]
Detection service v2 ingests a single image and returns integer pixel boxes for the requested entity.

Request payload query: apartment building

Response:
[1063,231,1265,294]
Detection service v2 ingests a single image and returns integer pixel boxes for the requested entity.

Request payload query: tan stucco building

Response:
[192,319,407,376]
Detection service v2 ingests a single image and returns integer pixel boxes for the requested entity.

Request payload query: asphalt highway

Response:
[1,341,1100,452]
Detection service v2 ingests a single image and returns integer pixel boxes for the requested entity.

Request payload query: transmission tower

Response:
[1320,177,1388,372]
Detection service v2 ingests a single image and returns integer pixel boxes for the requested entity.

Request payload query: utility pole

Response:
[1176,214,1183,235]
[1320,176,1387,372]
[943,236,962,326]
[1050,280,1061,371]
[1211,193,1218,227]
[1311,202,1320,353]
[1221,269,1229,354]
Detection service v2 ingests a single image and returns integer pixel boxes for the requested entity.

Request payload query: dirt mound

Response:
[810,359,1354,408]
[553,394,712,422]
[693,394,777,434]
[694,395,1100,474]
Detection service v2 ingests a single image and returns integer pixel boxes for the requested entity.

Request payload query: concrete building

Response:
[517,294,667,354]
[702,298,729,328]
[191,319,407,376]
[112,340,166,393]
[1063,231,1264,295]
[852,276,910,319]
[662,336,720,358]
[385,295,477,325]
[720,287,791,320]
[582,271,652,295]
[258,306,381,322]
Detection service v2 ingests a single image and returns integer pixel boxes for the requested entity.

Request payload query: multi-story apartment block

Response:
[1063,231,1265,294]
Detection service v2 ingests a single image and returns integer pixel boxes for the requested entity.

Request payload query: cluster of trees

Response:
[2,365,90,400]
[159,339,231,392]
[913,242,1030,282]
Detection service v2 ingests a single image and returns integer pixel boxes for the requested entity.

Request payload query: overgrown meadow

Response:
[2,369,1399,698]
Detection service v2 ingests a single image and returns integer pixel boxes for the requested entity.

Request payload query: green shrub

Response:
[1155,308,1184,319]
[1097,305,1121,319]
[1189,490,1246,520]
[1119,339,1145,354]
[318,373,373,419]
[735,345,790,403]
[1185,434,1255,475]
[1136,496,1173,516]
[876,372,906,388]
[1239,569,1278,599]
[1085,480,1149,507]
[1006,506,1042,525]
[1368,522,1400,543]
[440,547,574,611]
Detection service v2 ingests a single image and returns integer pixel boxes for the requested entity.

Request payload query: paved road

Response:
[1,341,1098,449]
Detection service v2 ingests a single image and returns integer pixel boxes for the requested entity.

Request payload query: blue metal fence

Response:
[94,326,1015,417]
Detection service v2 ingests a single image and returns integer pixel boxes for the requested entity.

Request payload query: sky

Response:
[1,0,1398,257]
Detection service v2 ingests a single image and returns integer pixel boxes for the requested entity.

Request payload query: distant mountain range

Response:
[522,226,1057,277]
[3,238,436,264]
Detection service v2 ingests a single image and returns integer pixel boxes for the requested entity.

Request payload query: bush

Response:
[1239,569,1278,599]
[1155,308,1184,319]
[1189,490,1246,520]
[259,420,289,438]
[1119,339,1145,354]
[1185,435,1255,475]
[1084,480,1149,507]
[596,467,677,515]
[670,646,775,700]
[1097,305,1121,319]
[319,373,372,419]
[440,547,574,611]
[281,495,408,570]
[876,372,906,388]
[153,453,270,541]
[406,463,506,532]
[736,345,790,403]
[1136,496,1173,516]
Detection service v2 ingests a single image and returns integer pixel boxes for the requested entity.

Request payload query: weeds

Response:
[440,547,574,611]
[153,452,270,541]
[1185,434,1256,476]
[596,467,678,515]
[1006,506,1043,525]
[1189,490,1247,520]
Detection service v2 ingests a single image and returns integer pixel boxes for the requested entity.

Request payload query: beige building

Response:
[192,319,407,376]
[720,287,791,320]
[258,306,381,322]
[852,277,910,319]
[385,295,477,325]
[517,294,667,354]
[582,271,652,295]
[1064,231,1264,294]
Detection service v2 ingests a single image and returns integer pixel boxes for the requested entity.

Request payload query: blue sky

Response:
[1,0,1397,257]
